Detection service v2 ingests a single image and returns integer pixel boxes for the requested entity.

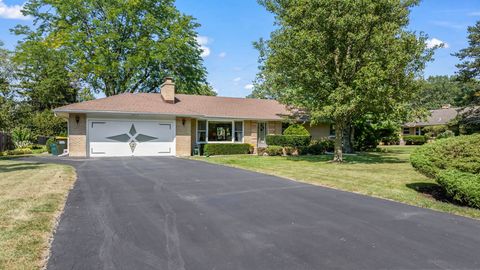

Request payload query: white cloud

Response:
[196,35,211,58]
[468,11,480,16]
[218,52,227,58]
[233,77,241,82]
[244,84,254,90]
[0,0,30,20]
[426,38,449,49]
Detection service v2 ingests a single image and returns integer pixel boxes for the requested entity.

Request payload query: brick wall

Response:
[243,121,259,153]
[176,117,192,156]
[191,119,197,152]
[305,123,330,139]
[268,121,282,135]
[68,114,87,157]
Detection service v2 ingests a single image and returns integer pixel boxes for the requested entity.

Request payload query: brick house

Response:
[54,78,331,157]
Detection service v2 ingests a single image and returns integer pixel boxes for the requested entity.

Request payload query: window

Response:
[208,121,233,142]
[330,124,336,136]
[415,127,422,135]
[234,121,243,142]
[403,127,410,135]
[197,120,206,142]
[197,120,244,143]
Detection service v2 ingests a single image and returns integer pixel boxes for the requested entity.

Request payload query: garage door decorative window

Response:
[106,124,158,153]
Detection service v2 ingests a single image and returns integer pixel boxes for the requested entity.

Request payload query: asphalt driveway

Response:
[38,156,480,270]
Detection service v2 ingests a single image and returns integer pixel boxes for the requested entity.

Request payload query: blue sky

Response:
[1,0,480,97]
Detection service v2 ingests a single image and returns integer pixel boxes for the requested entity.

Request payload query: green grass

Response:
[0,159,75,270]
[192,146,480,219]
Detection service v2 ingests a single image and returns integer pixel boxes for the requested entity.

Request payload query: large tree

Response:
[255,0,432,161]
[14,38,79,111]
[417,76,462,110]
[0,41,16,132]
[454,21,480,105]
[15,0,214,96]
[453,20,480,133]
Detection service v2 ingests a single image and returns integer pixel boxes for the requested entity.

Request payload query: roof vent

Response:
[161,77,175,104]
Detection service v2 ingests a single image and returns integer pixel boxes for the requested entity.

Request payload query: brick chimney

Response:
[161,77,175,103]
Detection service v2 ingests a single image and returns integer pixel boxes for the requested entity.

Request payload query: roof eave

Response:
[53,109,290,121]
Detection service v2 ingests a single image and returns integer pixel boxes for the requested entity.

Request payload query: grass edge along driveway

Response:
[0,159,76,270]
[192,146,480,220]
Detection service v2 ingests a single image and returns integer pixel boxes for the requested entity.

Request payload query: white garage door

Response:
[88,120,175,157]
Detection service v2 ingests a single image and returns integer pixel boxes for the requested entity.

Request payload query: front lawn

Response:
[192,146,480,219]
[0,159,75,270]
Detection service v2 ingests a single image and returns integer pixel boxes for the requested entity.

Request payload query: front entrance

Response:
[257,122,267,147]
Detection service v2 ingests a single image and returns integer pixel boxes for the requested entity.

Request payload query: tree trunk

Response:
[333,122,344,162]
[342,123,354,154]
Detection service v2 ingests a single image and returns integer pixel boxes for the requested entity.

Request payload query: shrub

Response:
[266,135,311,147]
[32,110,67,138]
[257,147,267,156]
[283,124,310,136]
[381,134,400,145]
[306,139,334,155]
[410,134,480,208]
[266,145,283,156]
[46,137,56,153]
[11,127,33,148]
[306,140,324,155]
[5,148,33,156]
[403,135,427,145]
[322,139,335,152]
[437,130,455,140]
[203,143,251,156]
[354,120,399,150]
[30,144,45,150]
[437,170,480,208]
[423,125,448,138]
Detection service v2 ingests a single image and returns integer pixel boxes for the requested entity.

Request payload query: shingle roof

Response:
[54,93,290,120]
[403,108,459,127]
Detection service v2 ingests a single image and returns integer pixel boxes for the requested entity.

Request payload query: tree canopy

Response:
[255,0,432,161]
[453,20,480,133]
[14,39,79,111]
[15,0,214,96]
[454,20,480,105]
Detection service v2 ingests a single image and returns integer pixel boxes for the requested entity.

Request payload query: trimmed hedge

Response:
[410,134,480,208]
[203,143,252,156]
[437,170,480,208]
[403,135,427,145]
[283,124,310,136]
[266,135,311,147]
[266,145,283,156]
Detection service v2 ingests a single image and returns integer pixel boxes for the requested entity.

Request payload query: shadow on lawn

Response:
[406,182,466,206]
[0,162,45,173]
[285,152,405,164]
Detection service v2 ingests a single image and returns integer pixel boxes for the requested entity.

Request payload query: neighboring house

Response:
[402,106,458,136]
[54,78,330,157]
